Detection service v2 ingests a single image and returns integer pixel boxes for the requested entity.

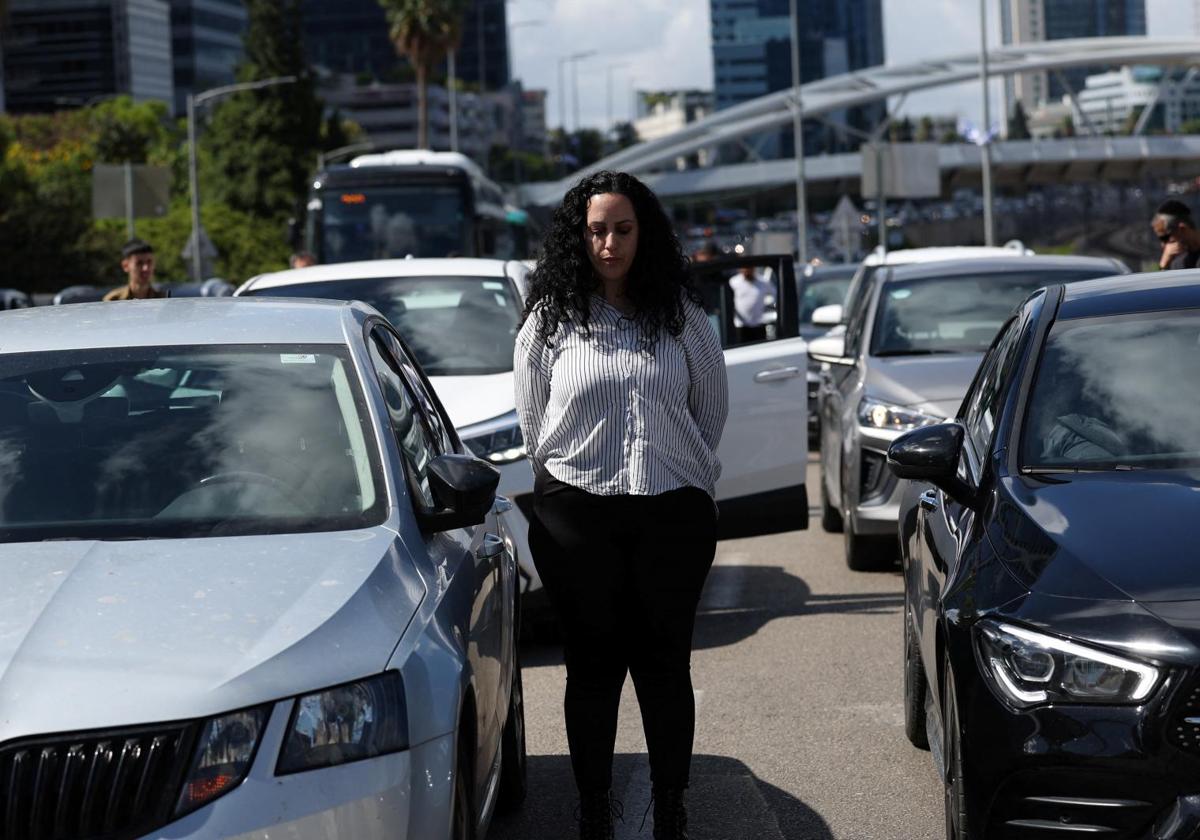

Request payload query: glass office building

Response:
[710,0,885,153]
[1044,0,1146,100]
[168,0,246,115]
[301,0,508,90]
[3,0,173,113]
[1000,0,1146,107]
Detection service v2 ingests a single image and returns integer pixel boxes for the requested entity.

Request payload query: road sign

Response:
[182,226,219,280]
[861,144,940,199]
[92,164,171,234]
[829,195,860,263]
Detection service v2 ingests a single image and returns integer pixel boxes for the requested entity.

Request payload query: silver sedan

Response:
[0,297,525,839]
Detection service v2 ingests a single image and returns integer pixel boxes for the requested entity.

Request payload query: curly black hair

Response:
[522,170,695,349]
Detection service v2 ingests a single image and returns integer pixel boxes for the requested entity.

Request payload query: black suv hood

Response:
[994,471,1200,604]
[989,472,1200,665]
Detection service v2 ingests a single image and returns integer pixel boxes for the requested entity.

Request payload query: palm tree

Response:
[376,0,469,150]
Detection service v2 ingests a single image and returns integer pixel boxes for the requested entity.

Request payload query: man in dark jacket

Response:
[104,238,167,300]
[1152,199,1200,271]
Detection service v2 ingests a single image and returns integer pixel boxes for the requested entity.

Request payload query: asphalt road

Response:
[490,456,943,840]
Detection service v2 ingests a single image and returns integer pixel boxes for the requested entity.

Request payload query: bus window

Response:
[318,185,470,261]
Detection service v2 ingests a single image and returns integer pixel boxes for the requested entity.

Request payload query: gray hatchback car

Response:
[810,255,1128,570]
[0,298,524,839]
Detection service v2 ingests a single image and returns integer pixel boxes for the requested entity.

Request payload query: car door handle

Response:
[919,490,938,512]
[492,495,513,515]
[753,366,803,384]
[476,533,504,561]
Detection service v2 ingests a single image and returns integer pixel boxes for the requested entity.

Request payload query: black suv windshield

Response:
[250,275,521,376]
[0,345,384,541]
[1022,309,1200,470]
[871,270,1109,357]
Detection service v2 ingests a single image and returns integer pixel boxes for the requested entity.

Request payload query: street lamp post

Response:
[448,49,459,152]
[186,76,296,282]
[556,56,570,132]
[788,0,809,264]
[569,50,596,133]
[606,61,631,145]
[979,0,996,246]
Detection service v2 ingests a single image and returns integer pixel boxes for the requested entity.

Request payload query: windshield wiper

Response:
[1022,464,1145,474]
[873,348,964,357]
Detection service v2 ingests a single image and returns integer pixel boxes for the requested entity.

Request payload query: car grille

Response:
[0,721,199,840]
[986,769,1163,839]
[1169,679,1200,756]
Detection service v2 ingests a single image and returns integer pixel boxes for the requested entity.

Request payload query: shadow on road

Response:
[520,564,904,665]
[489,752,834,840]
[694,564,903,652]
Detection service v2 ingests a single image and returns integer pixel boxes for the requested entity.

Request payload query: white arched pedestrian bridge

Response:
[521,37,1200,207]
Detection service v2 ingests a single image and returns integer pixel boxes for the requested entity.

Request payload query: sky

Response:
[508,0,1180,133]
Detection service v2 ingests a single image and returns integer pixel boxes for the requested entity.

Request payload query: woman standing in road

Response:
[514,171,729,840]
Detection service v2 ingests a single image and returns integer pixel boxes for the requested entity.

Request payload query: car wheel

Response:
[820,469,843,533]
[843,512,894,571]
[943,656,971,840]
[496,661,528,812]
[452,734,476,840]
[904,611,930,750]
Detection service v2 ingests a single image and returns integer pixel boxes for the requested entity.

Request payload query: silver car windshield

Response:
[248,276,521,377]
[1022,310,1200,471]
[870,270,1111,357]
[0,345,385,541]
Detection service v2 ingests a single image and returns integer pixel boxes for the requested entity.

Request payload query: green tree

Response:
[888,117,914,143]
[487,145,557,184]
[377,0,470,149]
[90,97,175,162]
[1007,101,1031,140]
[204,0,322,221]
[612,121,639,151]
[915,116,935,143]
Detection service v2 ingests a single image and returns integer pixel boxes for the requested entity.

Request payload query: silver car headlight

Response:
[858,398,940,431]
[462,411,526,465]
[176,705,271,816]
[277,671,409,775]
[975,621,1160,709]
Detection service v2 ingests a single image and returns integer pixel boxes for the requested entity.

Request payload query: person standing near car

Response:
[514,170,728,840]
[1152,199,1200,270]
[104,238,167,300]
[728,265,773,343]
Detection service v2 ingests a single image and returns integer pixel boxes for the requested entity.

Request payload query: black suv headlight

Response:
[975,621,1160,709]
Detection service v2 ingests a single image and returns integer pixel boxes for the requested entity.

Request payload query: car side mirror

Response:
[808,334,851,366]
[886,423,979,508]
[420,453,501,531]
[811,303,843,327]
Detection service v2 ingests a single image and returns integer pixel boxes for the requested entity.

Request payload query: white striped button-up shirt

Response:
[514,294,729,498]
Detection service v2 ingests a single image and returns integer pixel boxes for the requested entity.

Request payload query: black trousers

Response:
[530,471,717,794]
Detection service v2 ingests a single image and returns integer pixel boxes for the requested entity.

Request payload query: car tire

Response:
[820,472,843,533]
[843,513,894,571]
[904,611,930,750]
[452,733,476,840]
[496,661,528,813]
[943,655,971,840]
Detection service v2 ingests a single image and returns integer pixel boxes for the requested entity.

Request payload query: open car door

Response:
[691,254,808,535]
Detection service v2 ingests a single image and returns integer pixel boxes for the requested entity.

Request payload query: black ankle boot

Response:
[652,787,689,839]
[578,790,621,840]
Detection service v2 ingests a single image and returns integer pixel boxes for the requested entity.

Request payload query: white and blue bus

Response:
[304,150,536,263]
